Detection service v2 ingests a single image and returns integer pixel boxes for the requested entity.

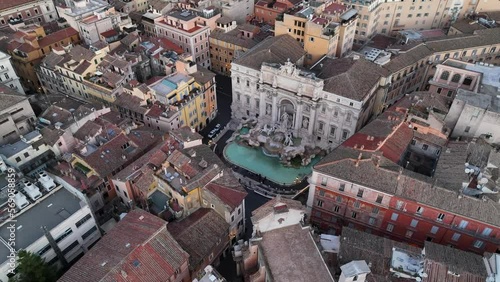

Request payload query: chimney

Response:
[397,167,403,180]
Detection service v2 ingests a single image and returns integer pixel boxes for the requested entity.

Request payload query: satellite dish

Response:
[416,277,422,282]
[477,185,482,189]
[421,273,428,278]
[479,178,489,184]
[465,168,471,173]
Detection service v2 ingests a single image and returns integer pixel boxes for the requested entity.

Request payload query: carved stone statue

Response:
[302,117,309,129]
[280,112,289,131]
[266,104,272,115]
[284,133,293,147]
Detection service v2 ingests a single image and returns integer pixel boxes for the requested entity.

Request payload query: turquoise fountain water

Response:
[224,142,320,185]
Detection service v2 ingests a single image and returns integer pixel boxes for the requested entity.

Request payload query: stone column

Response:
[294,100,303,132]
[308,102,317,136]
[271,92,278,124]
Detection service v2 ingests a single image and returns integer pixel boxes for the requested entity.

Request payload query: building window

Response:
[440,71,449,80]
[317,200,323,207]
[416,206,424,215]
[321,177,327,186]
[422,144,428,150]
[458,220,468,229]
[23,152,29,158]
[356,189,364,198]
[463,77,473,86]
[318,122,324,133]
[237,77,240,84]
[405,230,414,238]
[451,233,461,241]
[368,217,376,225]
[55,228,73,243]
[437,213,445,221]
[309,37,314,42]
[376,195,383,204]
[473,240,484,249]
[61,240,79,256]
[451,74,461,83]
[353,201,360,208]
[410,219,419,228]
[336,195,342,203]
[82,226,98,240]
[342,130,349,140]
[372,207,379,214]
[386,224,394,232]
[482,227,492,237]
[351,211,357,219]
[430,226,439,234]
[334,206,340,213]
[75,214,92,228]
[15,157,21,163]
[330,126,336,137]
[339,183,345,191]
[391,213,399,221]
[396,201,404,210]
[464,126,471,133]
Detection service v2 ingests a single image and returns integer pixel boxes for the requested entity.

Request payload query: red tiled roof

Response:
[273,2,288,10]
[167,208,229,271]
[312,17,329,25]
[324,2,347,14]
[342,102,413,163]
[16,43,36,53]
[204,169,247,211]
[145,103,165,118]
[156,37,184,54]
[0,0,35,10]
[38,27,78,48]
[205,183,247,211]
[255,0,268,7]
[100,29,119,38]
[81,129,162,177]
[59,209,189,282]
[146,76,164,85]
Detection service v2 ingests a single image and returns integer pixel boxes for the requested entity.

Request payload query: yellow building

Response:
[275,7,341,66]
[344,0,500,45]
[209,18,264,75]
[149,54,217,130]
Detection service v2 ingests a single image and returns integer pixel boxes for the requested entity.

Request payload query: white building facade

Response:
[231,60,364,150]
[0,184,101,282]
[0,52,24,94]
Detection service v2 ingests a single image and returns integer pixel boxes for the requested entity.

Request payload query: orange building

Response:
[6,24,79,92]
[253,0,302,26]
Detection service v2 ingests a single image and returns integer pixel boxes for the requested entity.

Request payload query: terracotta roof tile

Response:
[167,208,229,271]
[204,169,247,211]
[59,209,189,282]
[38,27,78,48]
[233,35,305,70]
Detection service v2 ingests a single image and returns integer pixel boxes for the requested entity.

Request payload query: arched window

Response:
[440,71,450,80]
[463,76,473,86]
[451,74,461,83]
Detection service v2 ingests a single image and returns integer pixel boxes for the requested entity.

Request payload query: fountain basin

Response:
[224,142,320,186]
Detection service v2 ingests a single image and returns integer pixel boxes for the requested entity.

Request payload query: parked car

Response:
[208,131,216,138]
[214,124,221,130]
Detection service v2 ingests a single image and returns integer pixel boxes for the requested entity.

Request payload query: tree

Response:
[9,250,57,282]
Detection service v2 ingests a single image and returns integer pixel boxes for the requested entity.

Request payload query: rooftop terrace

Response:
[0,186,83,261]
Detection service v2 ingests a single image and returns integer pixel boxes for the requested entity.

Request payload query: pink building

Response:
[428,59,482,99]
[144,8,221,69]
